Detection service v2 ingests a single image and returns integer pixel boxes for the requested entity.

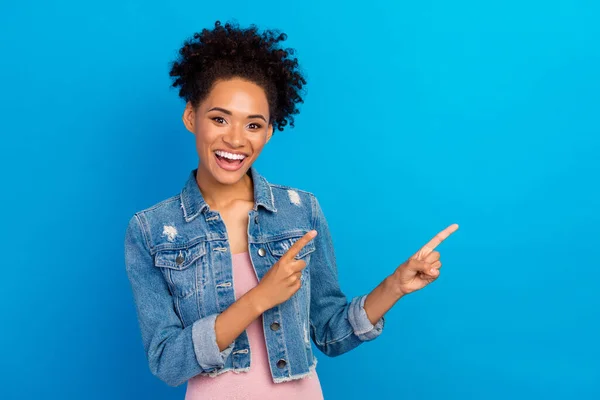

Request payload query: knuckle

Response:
[284,266,294,276]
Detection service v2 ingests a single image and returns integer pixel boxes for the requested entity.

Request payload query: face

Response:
[182,77,274,185]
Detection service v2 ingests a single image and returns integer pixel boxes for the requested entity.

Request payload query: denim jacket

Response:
[124,167,385,387]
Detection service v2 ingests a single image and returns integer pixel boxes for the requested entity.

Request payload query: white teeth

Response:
[215,150,247,160]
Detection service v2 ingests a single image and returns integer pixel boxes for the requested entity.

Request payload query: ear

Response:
[266,123,274,143]
[182,102,196,134]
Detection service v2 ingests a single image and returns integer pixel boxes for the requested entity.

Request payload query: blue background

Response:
[1,0,598,399]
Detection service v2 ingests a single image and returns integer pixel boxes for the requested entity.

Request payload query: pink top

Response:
[185,251,324,400]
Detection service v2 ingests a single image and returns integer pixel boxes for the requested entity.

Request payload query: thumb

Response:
[407,259,437,276]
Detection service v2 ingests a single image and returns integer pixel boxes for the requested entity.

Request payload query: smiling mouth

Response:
[214,152,247,171]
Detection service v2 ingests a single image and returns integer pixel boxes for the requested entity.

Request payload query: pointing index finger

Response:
[412,224,459,260]
[282,230,317,262]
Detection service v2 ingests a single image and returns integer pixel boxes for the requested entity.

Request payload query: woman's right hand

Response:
[251,230,317,312]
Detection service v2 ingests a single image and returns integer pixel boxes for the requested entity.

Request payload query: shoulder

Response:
[133,194,182,217]
[125,194,185,246]
[265,181,329,230]
[130,194,183,225]
[268,182,318,208]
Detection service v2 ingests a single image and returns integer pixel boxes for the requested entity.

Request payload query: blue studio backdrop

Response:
[1,1,598,399]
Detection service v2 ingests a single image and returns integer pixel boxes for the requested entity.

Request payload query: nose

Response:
[222,123,246,148]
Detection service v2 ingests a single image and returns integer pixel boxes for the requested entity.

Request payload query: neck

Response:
[195,163,254,211]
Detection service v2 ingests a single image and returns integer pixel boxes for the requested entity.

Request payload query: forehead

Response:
[203,78,269,114]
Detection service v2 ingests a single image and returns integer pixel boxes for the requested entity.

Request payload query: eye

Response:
[248,123,262,130]
[212,116,226,124]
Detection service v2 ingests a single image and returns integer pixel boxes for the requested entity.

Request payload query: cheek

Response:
[249,132,269,152]
[194,123,219,152]
[247,141,265,158]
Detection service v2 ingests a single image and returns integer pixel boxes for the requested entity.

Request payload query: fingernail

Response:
[430,268,437,274]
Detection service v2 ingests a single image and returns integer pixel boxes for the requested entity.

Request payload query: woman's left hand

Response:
[390,224,459,296]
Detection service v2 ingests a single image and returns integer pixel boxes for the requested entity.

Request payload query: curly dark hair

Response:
[169,20,307,132]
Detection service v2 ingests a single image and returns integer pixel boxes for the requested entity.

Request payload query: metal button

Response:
[270,322,280,331]
[175,254,185,265]
[258,248,266,257]
[276,359,286,369]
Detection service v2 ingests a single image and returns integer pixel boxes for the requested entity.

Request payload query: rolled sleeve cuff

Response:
[191,313,234,371]
[348,294,385,341]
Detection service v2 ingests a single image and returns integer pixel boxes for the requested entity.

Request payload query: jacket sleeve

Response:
[124,214,234,387]
[308,195,385,357]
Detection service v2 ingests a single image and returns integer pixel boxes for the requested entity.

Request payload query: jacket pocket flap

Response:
[154,242,206,270]
[267,234,316,259]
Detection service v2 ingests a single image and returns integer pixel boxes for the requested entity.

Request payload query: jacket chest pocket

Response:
[266,234,316,283]
[154,241,207,299]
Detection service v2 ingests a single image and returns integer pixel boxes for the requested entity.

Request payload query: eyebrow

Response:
[207,107,267,123]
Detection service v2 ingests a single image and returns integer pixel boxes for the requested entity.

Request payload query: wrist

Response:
[246,286,268,315]
[384,274,406,300]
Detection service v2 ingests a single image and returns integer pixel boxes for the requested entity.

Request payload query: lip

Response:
[214,152,246,171]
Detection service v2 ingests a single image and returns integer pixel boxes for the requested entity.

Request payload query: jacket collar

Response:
[180,165,277,222]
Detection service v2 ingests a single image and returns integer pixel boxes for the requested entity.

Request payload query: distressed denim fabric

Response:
[124,167,385,387]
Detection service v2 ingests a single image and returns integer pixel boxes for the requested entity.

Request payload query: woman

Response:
[124,20,458,399]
